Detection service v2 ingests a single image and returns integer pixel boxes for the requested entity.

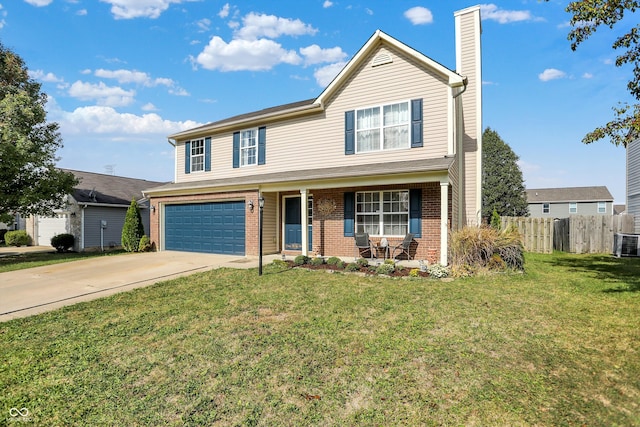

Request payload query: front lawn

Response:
[1,252,638,425]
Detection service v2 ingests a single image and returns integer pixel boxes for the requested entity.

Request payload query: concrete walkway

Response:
[0,249,279,322]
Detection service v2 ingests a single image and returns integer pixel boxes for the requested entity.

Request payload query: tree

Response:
[0,43,77,223]
[482,128,529,221]
[121,199,145,252]
[551,0,640,146]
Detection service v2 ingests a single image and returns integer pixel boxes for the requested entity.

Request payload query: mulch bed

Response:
[284,260,430,278]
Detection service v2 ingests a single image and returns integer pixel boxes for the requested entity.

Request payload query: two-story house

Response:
[525,186,614,218]
[144,6,483,266]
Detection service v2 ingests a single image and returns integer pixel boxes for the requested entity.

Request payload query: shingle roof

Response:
[62,169,167,206]
[169,98,317,139]
[614,204,626,215]
[525,186,613,203]
[144,157,454,195]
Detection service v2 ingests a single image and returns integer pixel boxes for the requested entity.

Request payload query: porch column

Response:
[440,182,449,266]
[300,189,309,256]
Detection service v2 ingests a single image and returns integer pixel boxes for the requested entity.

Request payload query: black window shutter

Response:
[411,98,423,148]
[409,188,422,237]
[185,141,191,174]
[344,192,355,237]
[232,132,240,168]
[345,110,355,155]
[204,137,211,172]
[258,127,266,165]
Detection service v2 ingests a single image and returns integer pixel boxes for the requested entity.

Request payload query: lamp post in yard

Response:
[258,195,264,276]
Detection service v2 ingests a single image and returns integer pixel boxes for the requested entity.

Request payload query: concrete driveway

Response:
[0,249,276,322]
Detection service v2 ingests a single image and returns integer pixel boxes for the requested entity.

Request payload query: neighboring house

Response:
[627,135,640,232]
[25,169,165,251]
[525,186,614,218]
[144,6,483,265]
[614,204,626,215]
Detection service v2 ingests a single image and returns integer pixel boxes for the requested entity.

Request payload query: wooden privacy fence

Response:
[501,217,554,253]
[500,215,635,254]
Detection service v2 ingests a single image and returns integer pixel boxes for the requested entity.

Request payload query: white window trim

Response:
[190,138,205,173]
[569,202,577,214]
[355,190,409,237]
[542,203,550,214]
[240,128,258,167]
[597,201,606,214]
[354,100,411,154]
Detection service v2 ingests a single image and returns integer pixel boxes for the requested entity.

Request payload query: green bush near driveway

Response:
[4,230,30,246]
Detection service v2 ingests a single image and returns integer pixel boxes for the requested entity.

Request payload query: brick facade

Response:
[149,183,449,264]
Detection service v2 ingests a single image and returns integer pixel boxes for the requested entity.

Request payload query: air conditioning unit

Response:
[613,233,640,257]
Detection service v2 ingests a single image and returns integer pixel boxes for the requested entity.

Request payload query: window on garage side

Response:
[569,202,577,214]
[356,190,409,236]
[191,138,205,172]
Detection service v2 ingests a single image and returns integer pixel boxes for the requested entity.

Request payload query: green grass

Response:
[0,250,126,273]
[1,252,639,426]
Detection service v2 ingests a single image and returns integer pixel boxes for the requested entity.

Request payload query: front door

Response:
[284,197,313,251]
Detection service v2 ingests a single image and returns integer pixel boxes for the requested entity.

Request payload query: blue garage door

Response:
[165,202,245,255]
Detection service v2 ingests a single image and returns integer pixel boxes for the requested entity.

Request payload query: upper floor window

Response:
[542,203,550,214]
[598,201,606,213]
[240,129,257,167]
[191,138,204,172]
[356,190,409,236]
[569,202,577,214]
[356,101,409,153]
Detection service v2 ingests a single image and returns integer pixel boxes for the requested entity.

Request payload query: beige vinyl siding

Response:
[175,42,452,184]
[262,192,278,254]
[457,8,482,225]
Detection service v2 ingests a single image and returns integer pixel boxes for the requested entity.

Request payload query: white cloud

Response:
[235,13,317,40]
[24,0,53,6]
[323,1,333,8]
[93,69,185,94]
[141,102,157,111]
[68,81,136,107]
[314,61,346,87]
[300,44,347,66]
[95,69,152,85]
[365,8,373,16]
[196,18,211,32]
[480,4,537,24]
[29,69,64,83]
[195,36,302,71]
[404,6,433,25]
[55,105,201,135]
[218,3,230,18]
[538,68,567,82]
[582,72,593,79]
[77,9,87,16]
[100,0,194,19]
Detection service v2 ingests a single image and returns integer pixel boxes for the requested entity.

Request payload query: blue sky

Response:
[1,1,636,203]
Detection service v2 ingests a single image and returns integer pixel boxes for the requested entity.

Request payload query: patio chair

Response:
[391,233,415,261]
[354,232,375,260]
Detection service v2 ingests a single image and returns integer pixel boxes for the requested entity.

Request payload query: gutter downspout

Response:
[453,77,468,230]
[81,204,87,251]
